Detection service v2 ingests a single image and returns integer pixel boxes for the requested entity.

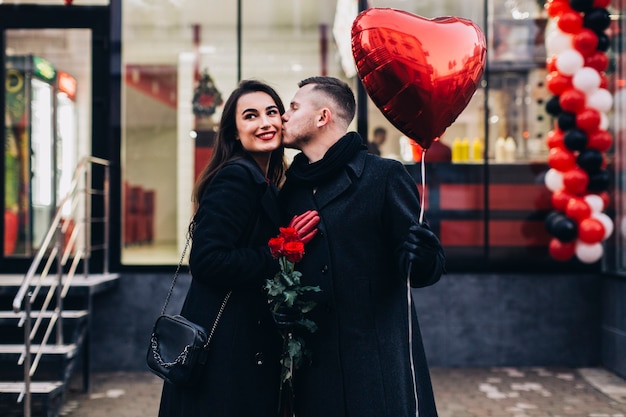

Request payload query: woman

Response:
[158,79,290,417]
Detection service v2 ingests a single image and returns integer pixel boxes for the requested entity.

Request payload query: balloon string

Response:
[419,148,426,224]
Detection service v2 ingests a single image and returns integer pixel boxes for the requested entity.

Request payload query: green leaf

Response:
[298,318,318,333]
[283,290,297,306]
[298,301,317,313]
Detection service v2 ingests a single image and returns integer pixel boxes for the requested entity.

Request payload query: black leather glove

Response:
[399,223,443,278]
[272,304,302,331]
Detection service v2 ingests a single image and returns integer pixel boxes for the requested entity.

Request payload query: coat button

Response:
[255,352,264,365]
[321,265,329,274]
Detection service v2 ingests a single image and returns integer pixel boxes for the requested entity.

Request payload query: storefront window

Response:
[4,29,91,258]
[119,0,624,273]
[121,0,344,265]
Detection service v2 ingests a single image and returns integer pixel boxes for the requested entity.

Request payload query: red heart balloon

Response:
[351,8,486,149]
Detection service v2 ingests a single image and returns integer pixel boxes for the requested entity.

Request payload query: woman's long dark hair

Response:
[192,79,286,209]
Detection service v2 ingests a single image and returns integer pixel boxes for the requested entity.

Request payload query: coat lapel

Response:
[314,150,367,210]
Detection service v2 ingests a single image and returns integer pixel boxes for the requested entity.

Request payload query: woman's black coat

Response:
[158,158,282,417]
[279,147,444,417]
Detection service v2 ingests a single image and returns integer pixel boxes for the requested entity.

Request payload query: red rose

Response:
[283,241,305,263]
[268,237,284,258]
[279,227,300,243]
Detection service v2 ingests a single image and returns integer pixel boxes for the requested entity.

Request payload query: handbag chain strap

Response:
[159,224,232,348]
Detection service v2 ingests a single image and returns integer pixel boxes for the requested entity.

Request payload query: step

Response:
[0,273,120,297]
[0,344,78,356]
[0,381,63,395]
[0,310,88,321]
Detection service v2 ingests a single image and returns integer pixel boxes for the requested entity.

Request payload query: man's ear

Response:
[316,108,331,127]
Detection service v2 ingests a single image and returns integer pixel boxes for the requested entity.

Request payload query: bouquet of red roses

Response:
[265,224,320,415]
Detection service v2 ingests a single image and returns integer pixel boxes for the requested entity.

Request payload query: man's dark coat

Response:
[279,147,443,417]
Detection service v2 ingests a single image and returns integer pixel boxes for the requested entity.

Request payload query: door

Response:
[1,5,110,271]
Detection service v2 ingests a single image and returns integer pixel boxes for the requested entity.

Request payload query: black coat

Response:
[279,147,444,417]
[158,158,283,417]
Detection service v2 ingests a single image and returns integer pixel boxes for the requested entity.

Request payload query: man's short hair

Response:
[298,76,356,125]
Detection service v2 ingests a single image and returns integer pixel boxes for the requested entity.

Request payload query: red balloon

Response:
[547,71,572,95]
[546,129,565,149]
[559,88,586,113]
[565,197,592,222]
[573,29,599,56]
[578,217,605,243]
[551,189,575,212]
[576,108,601,133]
[598,191,610,209]
[563,168,589,195]
[585,51,609,72]
[549,238,576,261]
[557,11,584,34]
[545,0,571,17]
[546,55,558,72]
[587,130,613,152]
[548,147,577,172]
[351,8,487,149]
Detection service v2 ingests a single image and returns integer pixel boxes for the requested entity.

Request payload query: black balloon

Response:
[553,217,578,242]
[577,149,603,174]
[569,0,594,13]
[564,128,588,151]
[546,95,562,116]
[584,8,611,33]
[557,112,576,131]
[596,33,611,52]
[545,211,564,235]
[587,169,610,192]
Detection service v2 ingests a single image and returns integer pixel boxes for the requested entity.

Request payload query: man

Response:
[279,76,445,417]
[367,126,387,156]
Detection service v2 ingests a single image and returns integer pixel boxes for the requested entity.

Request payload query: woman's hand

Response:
[288,210,320,244]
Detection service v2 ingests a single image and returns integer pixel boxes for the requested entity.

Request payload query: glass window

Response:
[119,0,624,273]
[4,29,91,257]
[1,0,107,4]
[121,0,343,265]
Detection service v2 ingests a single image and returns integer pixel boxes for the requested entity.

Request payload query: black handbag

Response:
[147,234,231,386]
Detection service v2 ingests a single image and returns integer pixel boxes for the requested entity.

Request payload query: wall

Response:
[602,276,626,379]
[90,272,602,372]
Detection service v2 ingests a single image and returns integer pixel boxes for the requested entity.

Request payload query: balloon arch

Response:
[543,0,615,263]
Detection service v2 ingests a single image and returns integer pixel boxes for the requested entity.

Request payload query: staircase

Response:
[0,157,119,417]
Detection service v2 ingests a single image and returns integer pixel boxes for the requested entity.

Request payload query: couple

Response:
[158,77,446,417]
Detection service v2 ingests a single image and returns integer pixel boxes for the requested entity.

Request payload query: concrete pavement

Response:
[59,367,626,417]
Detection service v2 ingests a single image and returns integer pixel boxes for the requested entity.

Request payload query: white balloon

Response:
[556,49,584,76]
[584,195,604,213]
[575,241,603,263]
[573,67,601,94]
[544,168,564,192]
[592,212,614,240]
[546,29,573,56]
[587,88,613,113]
[599,112,609,130]
[621,216,626,239]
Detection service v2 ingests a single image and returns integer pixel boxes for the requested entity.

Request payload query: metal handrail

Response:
[11,156,111,417]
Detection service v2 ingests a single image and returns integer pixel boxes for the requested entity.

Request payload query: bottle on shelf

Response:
[495,136,506,162]
[461,137,470,162]
[452,137,462,163]
[471,137,484,162]
[504,136,517,162]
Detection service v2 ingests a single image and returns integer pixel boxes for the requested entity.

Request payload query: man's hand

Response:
[288,210,320,244]
[400,223,442,275]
